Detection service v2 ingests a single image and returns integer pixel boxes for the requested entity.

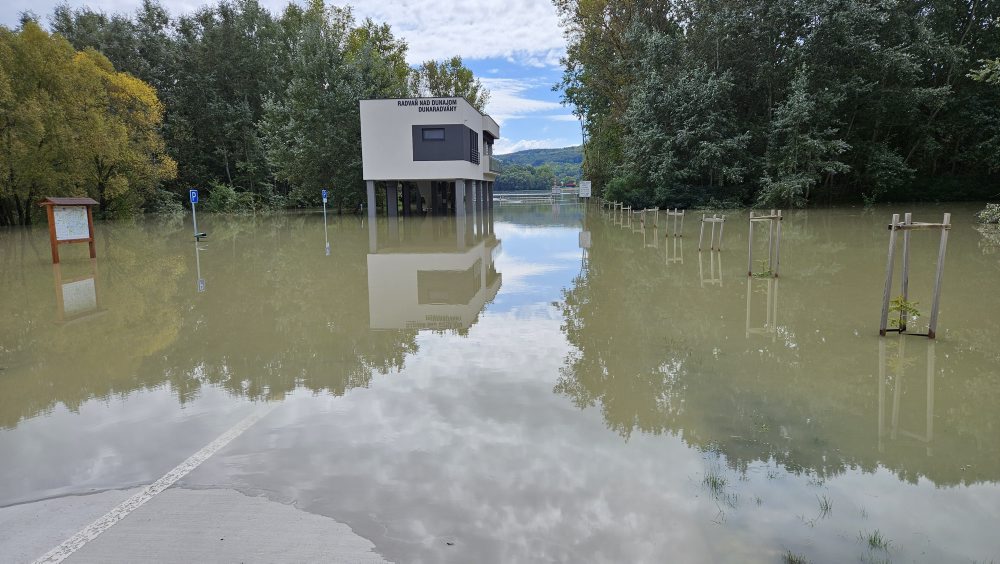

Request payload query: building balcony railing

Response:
[489,156,501,173]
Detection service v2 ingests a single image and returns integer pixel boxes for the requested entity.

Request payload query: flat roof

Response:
[360,96,495,121]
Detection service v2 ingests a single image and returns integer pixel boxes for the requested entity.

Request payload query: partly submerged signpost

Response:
[190,189,207,241]
[39,197,98,264]
[579,180,592,199]
[322,189,330,256]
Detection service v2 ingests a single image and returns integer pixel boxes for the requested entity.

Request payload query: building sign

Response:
[580,181,592,198]
[397,98,459,113]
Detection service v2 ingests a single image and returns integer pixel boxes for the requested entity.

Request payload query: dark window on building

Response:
[422,128,445,141]
[470,131,480,164]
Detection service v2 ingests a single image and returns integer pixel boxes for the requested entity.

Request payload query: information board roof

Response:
[39,197,99,207]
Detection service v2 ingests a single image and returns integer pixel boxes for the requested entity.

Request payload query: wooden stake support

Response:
[878,212,951,338]
[698,214,726,251]
[747,209,782,277]
[664,208,685,237]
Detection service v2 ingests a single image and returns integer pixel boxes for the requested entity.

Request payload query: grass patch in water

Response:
[860,529,891,551]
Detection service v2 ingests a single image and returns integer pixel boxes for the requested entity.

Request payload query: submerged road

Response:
[0,403,390,564]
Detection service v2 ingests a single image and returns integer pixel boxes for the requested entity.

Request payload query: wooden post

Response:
[46,204,60,264]
[709,215,717,249]
[86,206,96,259]
[767,209,774,267]
[774,210,782,278]
[698,214,706,251]
[927,213,950,339]
[899,212,912,331]
[747,211,754,276]
[745,277,752,337]
[879,213,900,336]
[679,209,684,237]
[717,215,725,250]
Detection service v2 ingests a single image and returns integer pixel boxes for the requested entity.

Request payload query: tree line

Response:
[555,0,1000,208]
[0,0,489,226]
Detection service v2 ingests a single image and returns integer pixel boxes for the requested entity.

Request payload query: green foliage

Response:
[888,296,921,329]
[410,56,489,112]
[970,59,1000,85]
[145,188,185,216]
[860,529,891,552]
[758,66,850,208]
[557,0,1000,209]
[493,163,556,191]
[978,203,1000,224]
[0,21,175,226]
[752,259,774,278]
[493,146,584,191]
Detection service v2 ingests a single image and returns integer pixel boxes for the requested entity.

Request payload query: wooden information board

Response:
[54,206,91,241]
[39,197,98,263]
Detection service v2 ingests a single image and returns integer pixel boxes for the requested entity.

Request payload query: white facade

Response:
[360,97,500,182]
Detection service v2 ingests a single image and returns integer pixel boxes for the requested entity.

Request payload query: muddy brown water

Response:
[1,201,998,562]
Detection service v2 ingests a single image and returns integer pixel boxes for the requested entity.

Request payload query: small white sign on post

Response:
[579,181,592,198]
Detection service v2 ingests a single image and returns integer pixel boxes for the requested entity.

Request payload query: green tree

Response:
[758,66,850,208]
[0,22,174,225]
[410,56,490,112]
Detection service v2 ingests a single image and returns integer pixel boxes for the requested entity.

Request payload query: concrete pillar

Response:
[455,179,466,217]
[366,180,376,222]
[475,180,484,237]
[431,181,440,215]
[402,183,411,217]
[387,182,397,218]
[465,179,473,217]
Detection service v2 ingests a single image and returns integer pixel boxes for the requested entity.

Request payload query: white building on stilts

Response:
[360,97,500,237]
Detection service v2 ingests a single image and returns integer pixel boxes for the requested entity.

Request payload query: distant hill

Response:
[493,146,582,191]
[495,145,583,168]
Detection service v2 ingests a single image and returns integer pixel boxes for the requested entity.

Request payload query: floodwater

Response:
[1,200,998,563]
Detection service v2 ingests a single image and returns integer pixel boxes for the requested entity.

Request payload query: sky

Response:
[1,0,583,155]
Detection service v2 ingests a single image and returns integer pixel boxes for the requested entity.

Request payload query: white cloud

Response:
[349,0,566,65]
[480,77,563,125]
[494,137,578,154]
[4,0,567,67]
[546,114,581,122]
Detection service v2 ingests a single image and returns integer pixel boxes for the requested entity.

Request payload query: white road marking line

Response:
[33,404,276,564]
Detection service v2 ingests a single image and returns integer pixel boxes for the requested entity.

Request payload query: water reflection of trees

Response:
[557,208,1000,486]
[0,215,417,429]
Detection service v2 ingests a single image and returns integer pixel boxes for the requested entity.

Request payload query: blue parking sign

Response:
[189,189,199,204]
[321,189,328,199]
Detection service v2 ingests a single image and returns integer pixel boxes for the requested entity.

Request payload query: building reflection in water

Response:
[52,259,102,322]
[367,214,501,331]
